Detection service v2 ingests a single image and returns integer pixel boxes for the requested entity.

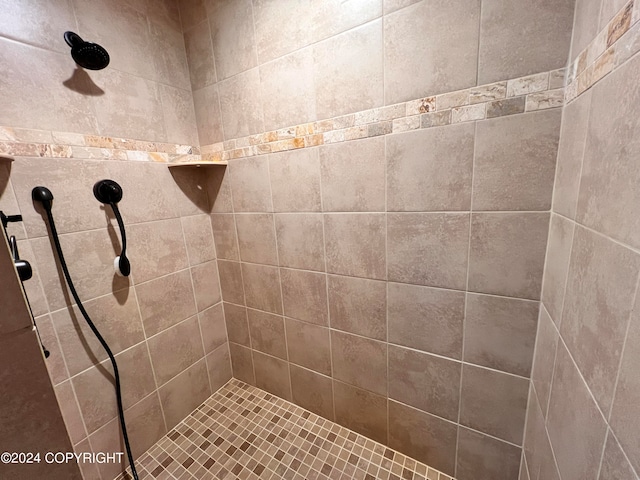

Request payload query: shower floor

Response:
[115,379,453,480]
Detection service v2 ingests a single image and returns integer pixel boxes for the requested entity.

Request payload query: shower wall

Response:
[183,1,575,478]
[523,2,640,480]
[0,2,231,479]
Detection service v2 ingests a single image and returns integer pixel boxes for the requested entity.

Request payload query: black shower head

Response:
[64,31,110,70]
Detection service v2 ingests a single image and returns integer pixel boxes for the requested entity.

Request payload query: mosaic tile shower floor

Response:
[116,379,454,480]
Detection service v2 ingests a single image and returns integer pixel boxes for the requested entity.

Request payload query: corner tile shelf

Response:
[167,161,227,168]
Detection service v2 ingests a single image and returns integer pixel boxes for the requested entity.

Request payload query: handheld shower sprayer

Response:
[93,179,130,277]
[32,185,139,480]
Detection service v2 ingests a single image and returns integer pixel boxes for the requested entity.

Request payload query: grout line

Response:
[264,152,291,400]
[455,120,479,477]
[383,131,390,445]
[317,147,337,423]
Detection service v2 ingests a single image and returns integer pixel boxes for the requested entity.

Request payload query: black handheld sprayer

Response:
[32,183,139,480]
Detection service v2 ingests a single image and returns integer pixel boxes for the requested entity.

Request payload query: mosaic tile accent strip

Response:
[200,69,565,163]
[115,379,454,480]
[0,126,200,163]
[565,0,640,103]
[0,69,564,166]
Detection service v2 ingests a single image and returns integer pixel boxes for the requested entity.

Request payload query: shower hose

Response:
[42,208,139,480]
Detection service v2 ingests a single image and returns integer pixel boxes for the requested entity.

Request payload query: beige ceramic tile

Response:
[149,20,191,91]
[192,84,224,146]
[206,343,232,391]
[181,214,216,266]
[464,293,539,376]
[235,213,278,265]
[331,330,387,396]
[546,343,608,480]
[158,359,211,429]
[198,303,227,354]
[285,317,332,376]
[228,342,255,385]
[577,54,640,249]
[610,289,640,473]
[561,226,640,413]
[308,0,382,44]
[51,288,143,376]
[275,214,325,271]
[388,282,465,359]
[136,269,197,336]
[30,230,130,312]
[10,158,109,238]
[184,20,216,90]
[334,381,388,444]
[0,0,76,54]
[386,124,474,211]
[269,148,322,212]
[468,213,549,300]
[252,0,312,63]
[319,137,386,212]
[387,213,470,290]
[552,90,591,219]
[191,260,221,312]
[127,218,189,284]
[223,302,250,347]
[217,260,245,305]
[178,0,207,30]
[460,364,529,444]
[218,68,264,139]
[328,275,387,340]
[456,427,522,480]
[159,85,198,146]
[247,309,286,360]
[147,316,205,386]
[253,350,292,401]
[228,156,273,212]
[73,342,156,434]
[207,0,257,80]
[280,268,328,326]
[0,39,98,134]
[92,69,166,143]
[388,345,461,421]
[599,431,638,479]
[313,20,383,119]
[531,307,559,417]
[388,400,457,476]
[54,381,86,445]
[210,214,239,261]
[473,110,560,211]
[324,213,386,280]
[478,0,574,83]
[241,263,283,314]
[290,365,334,421]
[384,0,479,103]
[541,214,575,323]
[260,48,316,131]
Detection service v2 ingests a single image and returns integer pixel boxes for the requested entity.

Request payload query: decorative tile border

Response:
[7,0,638,167]
[0,68,565,165]
[565,0,640,103]
[0,126,200,163]
[200,69,565,163]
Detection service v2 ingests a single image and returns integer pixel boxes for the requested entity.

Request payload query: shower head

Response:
[64,31,110,70]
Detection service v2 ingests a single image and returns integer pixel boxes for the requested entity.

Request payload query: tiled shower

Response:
[0,1,639,480]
